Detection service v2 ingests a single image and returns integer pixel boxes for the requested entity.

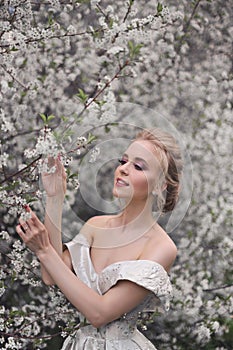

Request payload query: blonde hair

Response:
[135,128,183,213]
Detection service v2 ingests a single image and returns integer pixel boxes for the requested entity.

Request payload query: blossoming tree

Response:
[0,0,232,349]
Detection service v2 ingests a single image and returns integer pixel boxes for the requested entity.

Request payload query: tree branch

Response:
[0,155,42,186]
[203,284,233,292]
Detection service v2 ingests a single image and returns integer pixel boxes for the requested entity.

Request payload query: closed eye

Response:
[118,159,144,171]
[134,163,143,171]
[118,159,127,166]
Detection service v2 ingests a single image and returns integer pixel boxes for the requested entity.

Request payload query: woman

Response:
[16,128,183,349]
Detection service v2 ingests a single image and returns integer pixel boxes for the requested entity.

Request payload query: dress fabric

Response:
[61,233,172,350]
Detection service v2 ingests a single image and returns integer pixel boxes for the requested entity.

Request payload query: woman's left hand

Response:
[16,208,51,256]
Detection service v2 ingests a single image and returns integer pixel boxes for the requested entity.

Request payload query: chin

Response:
[112,188,132,201]
[112,189,122,198]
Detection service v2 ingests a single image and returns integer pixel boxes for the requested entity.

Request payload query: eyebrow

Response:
[123,153,149,167]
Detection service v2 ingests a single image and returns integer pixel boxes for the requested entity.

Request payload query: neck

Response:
[116,197,155,230]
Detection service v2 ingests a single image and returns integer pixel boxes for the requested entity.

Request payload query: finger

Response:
[29,210,43,226]
[48,156,56,168]
[24,217,35,230]
[19,205,33,231]
[16,224,26,239]
[62,167,66,180]
[56,156,67,178]
[19,219,30,232]
[55,157,64,175]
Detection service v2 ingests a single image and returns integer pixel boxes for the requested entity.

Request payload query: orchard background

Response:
[0,0,232,349]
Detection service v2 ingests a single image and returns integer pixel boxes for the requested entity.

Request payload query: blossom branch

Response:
[0,326,77,340]
[203,284,233,292]
[176,0,202,54]
[0,28,102,51]
[4,128,42,142]
[61,59,130,134]
[0,155,42,186]
[123,0,134,23]
[84,60,130,109]
[15,310,75,336]
[0,250,41,279]
[0,64,29,90]
[0,311,84,341]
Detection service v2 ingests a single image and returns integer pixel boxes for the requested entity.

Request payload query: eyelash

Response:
[118,159,143,171]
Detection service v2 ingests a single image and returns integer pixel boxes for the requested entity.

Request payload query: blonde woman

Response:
[17,128,183,349]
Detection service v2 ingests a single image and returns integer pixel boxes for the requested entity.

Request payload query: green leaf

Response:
[128,40,134,53]
[128,40,143,59]
[21,91,27,98]
[77,88,88,104]
[39,113,56,125]
[87,132,97,144]
[157,3,163,14]
[68,172,79,179]
[40,113,47,123]
[105,124,111,133]
[47,114,55,122]
[109,18,114,29]
[104,122,118,133]
[95,100,107,107]
[61,115,69,122]
[48,14,54,26]
[66,168,71,177]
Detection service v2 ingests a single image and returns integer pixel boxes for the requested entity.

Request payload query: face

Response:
[112,140,162,202]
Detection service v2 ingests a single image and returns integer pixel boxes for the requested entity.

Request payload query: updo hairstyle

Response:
[135,128,183,213]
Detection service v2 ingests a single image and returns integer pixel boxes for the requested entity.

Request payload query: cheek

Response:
[132,173,153,192]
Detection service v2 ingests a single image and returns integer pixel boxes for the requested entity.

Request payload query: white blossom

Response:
[0,0,232,348]
[89,147,100,163]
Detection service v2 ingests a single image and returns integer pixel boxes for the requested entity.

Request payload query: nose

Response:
[119,162,129,175]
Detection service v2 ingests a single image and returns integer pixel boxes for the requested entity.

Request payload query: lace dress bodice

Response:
[61,233,172,350]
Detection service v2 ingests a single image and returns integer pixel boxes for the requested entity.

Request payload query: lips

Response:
[116,178,129,186]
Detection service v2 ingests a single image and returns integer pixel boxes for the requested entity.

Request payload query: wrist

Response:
[36,245,54,262]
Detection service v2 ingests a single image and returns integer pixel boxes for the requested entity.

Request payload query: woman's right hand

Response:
[41,157,67,198]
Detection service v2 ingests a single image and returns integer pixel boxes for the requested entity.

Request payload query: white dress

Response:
[61,233,172,350]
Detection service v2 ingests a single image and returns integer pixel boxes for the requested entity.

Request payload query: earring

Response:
[152,190,156,196]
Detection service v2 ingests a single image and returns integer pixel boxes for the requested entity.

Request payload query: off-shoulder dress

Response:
[61,233,172,350]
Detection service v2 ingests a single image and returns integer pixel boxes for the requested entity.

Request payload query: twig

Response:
[176,0,202,54]
[0,64,28,90]
[61,59,130,135]
[84,60,129,109]
[123,0,134,23]
[96,4,108,20]
[203,284,233,292]
[0,155,42,186]
[0,28,102,50]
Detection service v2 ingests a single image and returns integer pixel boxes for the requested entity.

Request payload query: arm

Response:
[16,211,150,328]
[38,246,149,328]
[40,157,67,285]
[41,196,64,284]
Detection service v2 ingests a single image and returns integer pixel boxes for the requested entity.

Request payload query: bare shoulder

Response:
[140,223,177,272]
[85,215,112,227]
[79,215,114,243]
